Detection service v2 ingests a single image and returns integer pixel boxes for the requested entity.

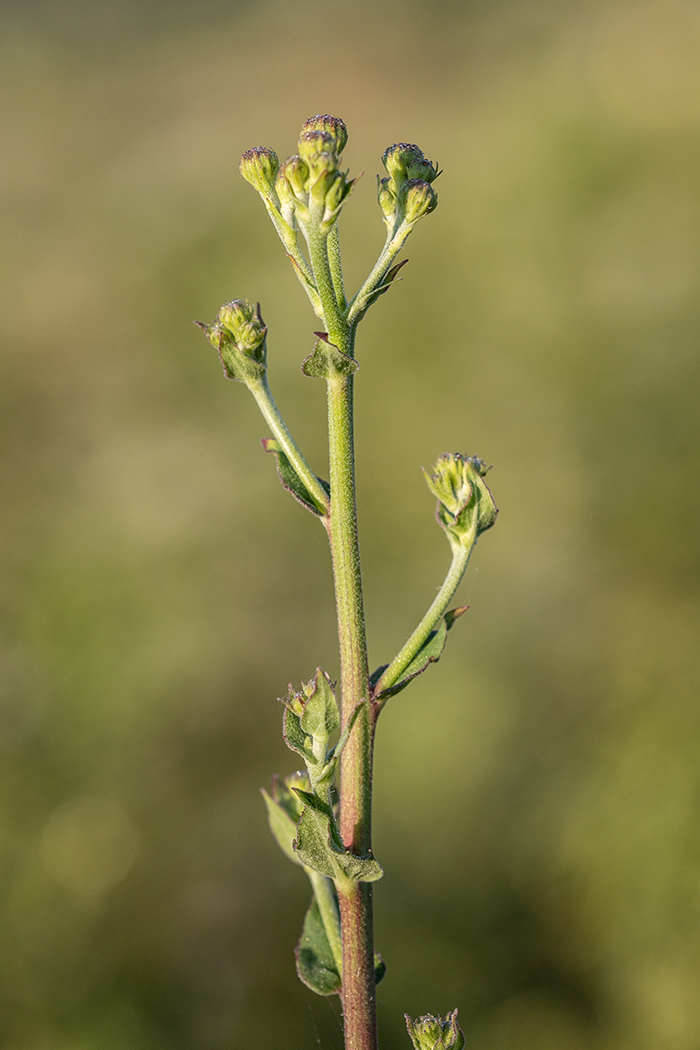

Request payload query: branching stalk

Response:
[347,220,412,325]
[313,216,378,1048]
[248,374,329,516]
[374,533,476,697]
[216,120,487,1050]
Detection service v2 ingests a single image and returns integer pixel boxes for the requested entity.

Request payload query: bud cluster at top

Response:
[405,1010,465,1050]
[378,142,439,228]
[272,114,355,234]
[424,452,497,549]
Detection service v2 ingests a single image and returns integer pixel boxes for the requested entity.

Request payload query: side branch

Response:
[249,374,330,516]
[373,532,476,697]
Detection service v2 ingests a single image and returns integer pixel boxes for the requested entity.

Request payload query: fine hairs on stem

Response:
[196,116,497,1050]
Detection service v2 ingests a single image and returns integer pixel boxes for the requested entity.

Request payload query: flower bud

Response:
[400,178,438,224]
[405,1011,465,1050]
[424,453,497,547]
[239,146,279,197]
[217,299,267,357]
[281,155,310,204]
[298,129,339,186]
[320,171,355,231]
[377,176,396,221]
[195,299,267,383]
[275,170,296,225]
[382,143,439,186]
[300,114,348,156]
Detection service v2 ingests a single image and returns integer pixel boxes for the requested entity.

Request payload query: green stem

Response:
[374,533,476,697]
[249,374,329,516]
[327,372,377,1050]
[303,218,346,348]
[262,199,324,318]
[327,223,347,310]
[308,869,343,977]
[347,219,412,326]
[308,219,378,1050]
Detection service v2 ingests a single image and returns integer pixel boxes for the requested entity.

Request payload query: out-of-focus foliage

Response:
[1,0,699,1047]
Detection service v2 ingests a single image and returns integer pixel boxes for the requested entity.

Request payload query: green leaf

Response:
[295,896,342,996]
[262,785,305,866]
[295,895,387,997]
[262,438,329,516]
[293,789,384,884]
[316,700,365,785]
[282,704,315,762]
[300,669,340,739]
[373,606,468,701]
[301,334,359,379]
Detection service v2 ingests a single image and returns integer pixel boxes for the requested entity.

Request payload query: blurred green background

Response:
[1,0,699,1047]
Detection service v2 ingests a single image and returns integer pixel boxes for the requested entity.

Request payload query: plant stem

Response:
[262,200,324,317]
[374,533,476,696]
[308,870,344,977]
[327,223,347,311]
[346,220,412,325]
[248,374,330,516]
[326,372,378,1050]
[307,212,378,1050]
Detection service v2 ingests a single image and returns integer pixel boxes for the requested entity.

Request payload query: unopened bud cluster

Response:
[283,668,340,793]
[196,298,267,383]
[424,453,497,549]
[405,1010,465,1050]
[378,142,439,230]
[273,115,356,235]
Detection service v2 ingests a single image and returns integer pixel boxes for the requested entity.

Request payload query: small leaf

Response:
[282,704,315,763]
[262,786,305,866]
[293,790,384,884]
[294,896,387,996]
[295,896,342,995]
[262,438,329,516]
[302,334,359,379]
[369,665,388,689]
[300,669,340,739]
[374,952,387,986]
[373,606,469,701]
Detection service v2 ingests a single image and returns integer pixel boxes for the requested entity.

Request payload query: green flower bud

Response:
[400,178,438,224]
[405,1011,465,1050]
[286,669,339,741]
[281,155,310,204]
[300,114,348,156]
[217,299,266,356]
[424,453,497,548]
[299,129,339,187]
[382,143,439,186]
[377,176,396,222]
[239,146,279,197]
[195,298,267,383]
[320,170,355,231]
[275,169,296,226]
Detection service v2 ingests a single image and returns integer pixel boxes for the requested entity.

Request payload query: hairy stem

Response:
[308,870,344,977]
[262,199,323,317]
[326,372,378,1050]
[374,533,476,697]
[327,223,347,311]
[248,374,330,516]
[307,215,377,1050]
[346,220,412,325]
